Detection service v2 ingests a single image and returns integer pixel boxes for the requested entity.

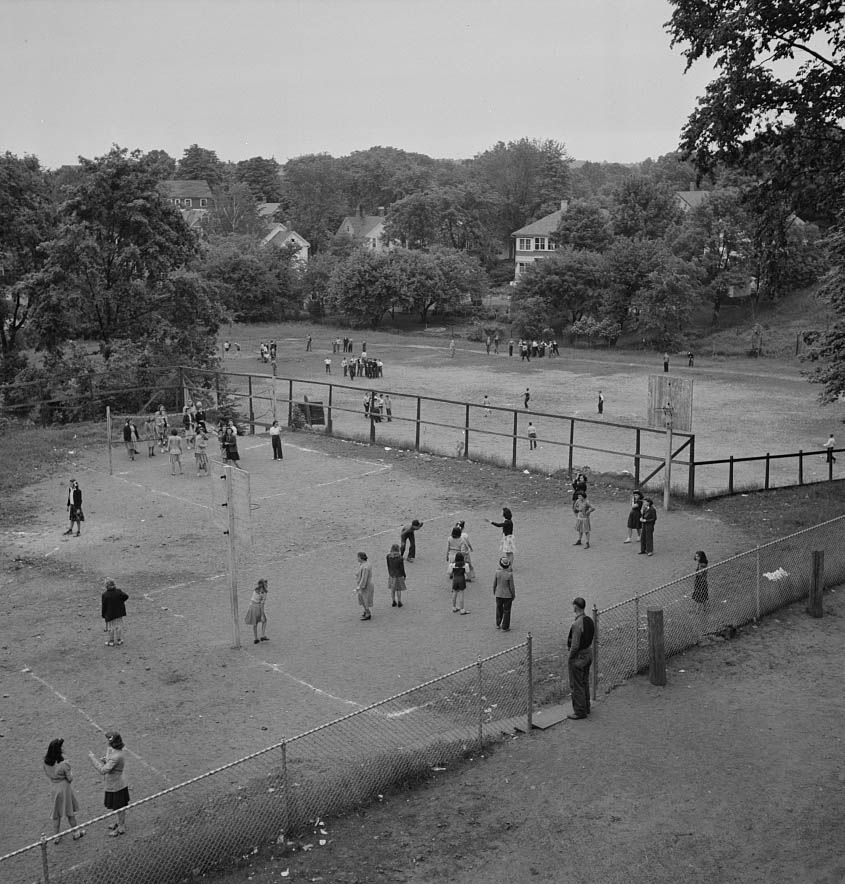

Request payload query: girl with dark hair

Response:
[244,578,269,643]
[451,551,468,614]
[487,507,516,566]
[44,738,83,843]
[65,479,83,536]
[624,490,644,543]
[386,543,406,607]
[88,731,129,836]
[446,525,464,581]
[692,551,709,603]
[571,473,588,512]
[355,552,374,620]
[456,520,476,581]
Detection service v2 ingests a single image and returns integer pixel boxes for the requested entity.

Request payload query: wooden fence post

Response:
[287,380,293,427]
[414,398,421,451]
[591,606,599,700]
[634,428,641,488]
[808,550,824,618]
[464,403,470,459]
[647,607,666,686]
[326,385,333,434]
[798,450,803,485]
[687,435,695,500]
[248,375,254,434]
[511,410,518,468]
[568,418,575,475]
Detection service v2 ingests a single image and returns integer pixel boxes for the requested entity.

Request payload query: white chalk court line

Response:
[21,666,170,783]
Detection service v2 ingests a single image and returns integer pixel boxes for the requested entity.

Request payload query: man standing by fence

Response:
[567,597,594,720]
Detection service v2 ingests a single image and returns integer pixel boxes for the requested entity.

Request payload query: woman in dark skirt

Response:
[692,551,709,603]
[624,490,644,544]
[223,424,241,467]
[65,479,84,536]
[88,731,129,836]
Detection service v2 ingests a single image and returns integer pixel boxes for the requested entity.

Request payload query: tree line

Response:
[1,0,843,407]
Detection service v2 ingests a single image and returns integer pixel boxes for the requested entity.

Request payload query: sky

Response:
[0,0,717,170]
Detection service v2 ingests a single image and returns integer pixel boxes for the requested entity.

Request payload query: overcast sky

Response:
[1,0,716,169]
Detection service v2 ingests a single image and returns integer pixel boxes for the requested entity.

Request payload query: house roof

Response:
[158,180,213,200]
[337,214,385,239]
[512,207,566,238]
[674,189,712,211]
[261,223,310,249]
[257,202,280,218]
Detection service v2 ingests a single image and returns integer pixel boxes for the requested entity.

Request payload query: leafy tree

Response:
[631,255,703,346]
[470,138,572,241]
[235,156,282,202]
[199,235,300,322]
[555,199,613,252]
[205,180,262,235]
[570,315,622,347]
[327,250,401,328]
[280,153,349,253]
[511,249,606,331]
[340,146,440,208]
[176,144,226,188]
[34,146,200,356]
[603,238,667,330]
[431,247,488,311]
[0,153,55,368]
[611,175,682,240]
[671,189,753,321]
[808,228,845,401]
[142,149,178,180]
[666,0,845,394]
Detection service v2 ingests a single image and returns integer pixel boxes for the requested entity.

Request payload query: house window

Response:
[174,198,181,206]
[518,238,531,251]
[534,237,546,250]
[184,199,192,208]
[199,198,208,207]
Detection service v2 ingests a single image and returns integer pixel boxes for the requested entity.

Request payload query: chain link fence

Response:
[0,641,531,884]
[594,515,845,695]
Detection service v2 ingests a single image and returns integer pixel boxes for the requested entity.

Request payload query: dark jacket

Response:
[102,587,129,622]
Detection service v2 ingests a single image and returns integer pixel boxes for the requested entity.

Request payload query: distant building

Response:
[511,200,569,281]
[336,207,391,253]
[261,223,310,264]
[674,186,713,214]
[158,180,213,230]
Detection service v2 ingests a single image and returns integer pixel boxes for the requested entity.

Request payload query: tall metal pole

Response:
[224,465,241,649]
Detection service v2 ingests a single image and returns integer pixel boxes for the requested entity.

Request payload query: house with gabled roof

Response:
[511,199,568,281]
[261,224,310,264]
[336,207,391,253]
[158,180,213,211]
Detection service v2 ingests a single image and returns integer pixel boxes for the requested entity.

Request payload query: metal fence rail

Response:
[0,642,531,884]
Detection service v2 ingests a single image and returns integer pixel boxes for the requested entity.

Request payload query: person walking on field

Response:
[824,433,836,465]
[65,479,84,536]
[88,731,130,837]
[482,394,491,417]
[386,543,406,607]
[639,498,657,556]
[101,579,128,647]
[597,390,604,415]
[400,519,423,562]
[43,738,84,843]
[244,578,269,643]
[573,491,595,549]
[492,557,516,631]
[449,338,456,358]
[524,388,530,409]
[195,424,209,476]
[355,552,374,620]
[663,352,670,373]
[166,428,184,475]
[269,420,283,460]
[527,421,537,450]
[567,597,594,719]
[508,338,514,357]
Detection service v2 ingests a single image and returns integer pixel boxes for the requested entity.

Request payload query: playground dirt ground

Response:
[1,327,843,882]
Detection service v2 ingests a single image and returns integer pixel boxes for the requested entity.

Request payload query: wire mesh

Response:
[0,643,529,884]
[594,516,845,696]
